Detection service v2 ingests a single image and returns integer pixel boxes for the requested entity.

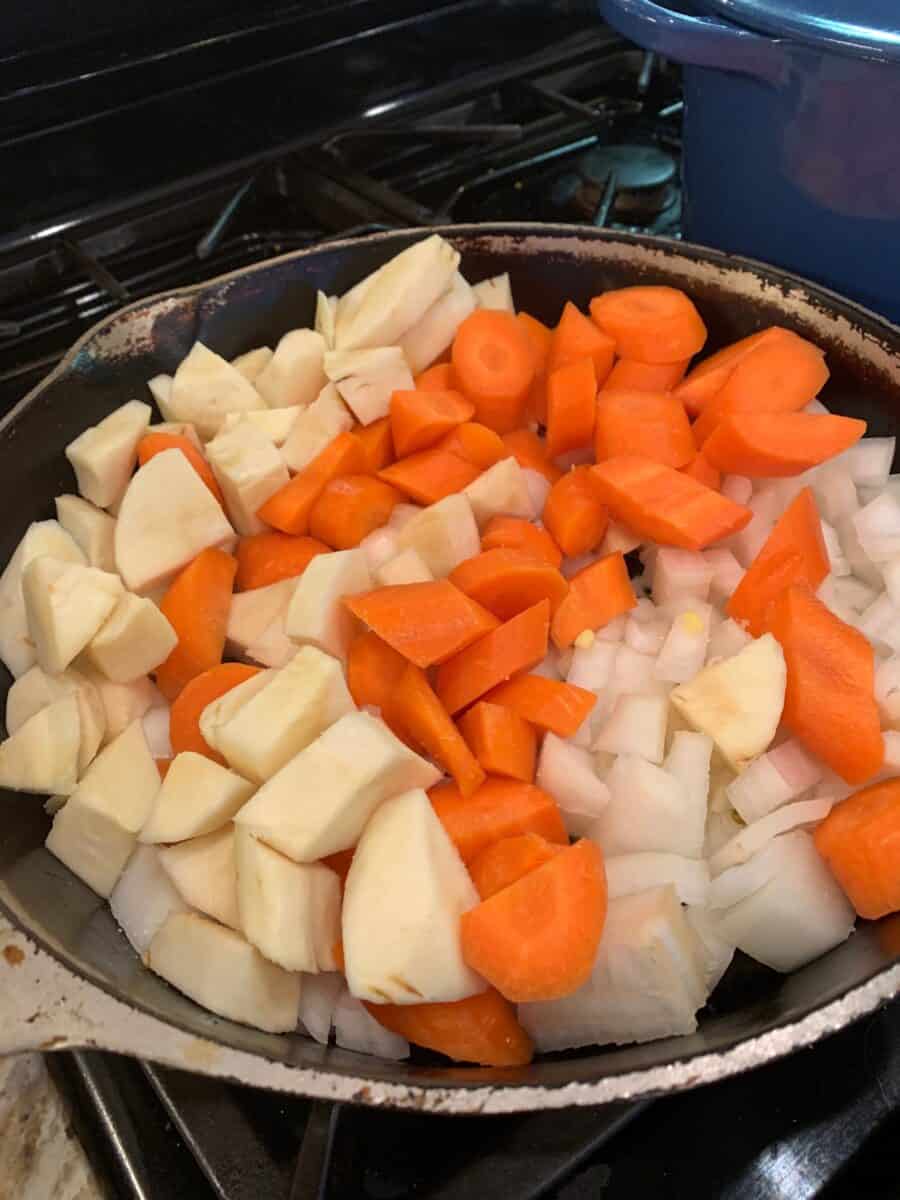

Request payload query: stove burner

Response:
[552,143,679,228]
[580,143,676,192]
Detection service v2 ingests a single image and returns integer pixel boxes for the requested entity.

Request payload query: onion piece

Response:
[852,493,900,563]
[813,464,858,525]
[706,617,752,663]
[856,592,900,653]
[727,511,773,568]
[535,732,610,836]
[566,640,617,692]
[684,906,735,995]
[298,971,343,1045]
[358,525,400,570]
[721,475,752,506]
[665,731,712,824]
[713,831,855,972]
[592,755,702,857]
[592,693,668,764]
[836,513,883,587]
[333,989,409,1059]
[651,549,713,608]
[521,468,551,518]
[821,519,850,576]
[142,706,172,759]
[654,603,712,684]
[704,809,743,858]
[599,521,641,557]
[605,852,710,905]
[708,796,834,876]
[703,548,745,606]
[841,437,895,489]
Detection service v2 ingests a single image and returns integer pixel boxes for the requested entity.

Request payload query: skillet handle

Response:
[599,0,787,82]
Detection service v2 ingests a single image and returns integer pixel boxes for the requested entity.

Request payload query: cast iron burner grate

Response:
[51,997,900,1199]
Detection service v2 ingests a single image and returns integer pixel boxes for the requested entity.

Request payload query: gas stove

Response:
[4,3,900,1197]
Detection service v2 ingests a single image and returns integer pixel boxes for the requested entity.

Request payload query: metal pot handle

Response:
[599,0,786,83]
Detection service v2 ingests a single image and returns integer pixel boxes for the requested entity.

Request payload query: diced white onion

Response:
[721,475,752,506]
[813,465,858,525]
[592,693,668,764]
[521,468,551,518]
[703,548,745,606]
[706,617,752,662]
[820,519,850,576]
[852,493,900,563]
[535,732,610,836]
[841,438,895,489]
[708,796,834,876]
[298,972,344,1045]
[652,549,713,608]
[605,852,710,905]
[654,603,712,683]
[857,592,900,653]
[333,989,409,1059]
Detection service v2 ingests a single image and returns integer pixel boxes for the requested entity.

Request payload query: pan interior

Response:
[2,225,900,1097]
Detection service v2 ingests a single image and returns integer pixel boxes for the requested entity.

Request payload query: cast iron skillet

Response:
[2,225,900,1113]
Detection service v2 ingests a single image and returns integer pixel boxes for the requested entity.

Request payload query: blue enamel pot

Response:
[599,0,900,322]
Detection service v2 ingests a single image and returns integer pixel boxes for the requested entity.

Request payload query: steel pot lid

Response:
[693,0,900,62]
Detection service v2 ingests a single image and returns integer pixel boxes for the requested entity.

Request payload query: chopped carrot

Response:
[383,664,485,796]
[137,432,224,506]
[436,422,507,469]
[594,389,695,468]
[378,449,481,505]
[517,311,553,424]
[390,389,475,457]
[681,454,721,491]
[468,833,564,899]
[308,474,400,549]
[481,515,563,568]
[545,357,597,460]
[673,326,794,415]
[322,848,354,888]
[500,428,562,484]
[601,357,689,393]
[814,780,900,919]
[416,363,456,392]
[460,839,607,1002]
[449,548,569,619]
[483,674,595,737]
[169,662,263,764]
[365,989,534,1067]
[548,301,615,385]
[591,456,752,550]
[589,286,707,364]
[346,630,408,710]
[429,776,567,863]
[257,431,365,534]
[345,580,499,669]
[542,467,609,558]
[451,309,535,433]
[434,599,550,714]
[155,548,237,701]
[728,487,828,636]
[550,551,636,649]
[458,700,537,783]
[156,759,171,780]
[702,412,865,478]
[764,583,883,784]
[234,531,329,591]
[353,417,394,473]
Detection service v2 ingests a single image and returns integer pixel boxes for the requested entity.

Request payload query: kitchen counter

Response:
[0,913,104,1200]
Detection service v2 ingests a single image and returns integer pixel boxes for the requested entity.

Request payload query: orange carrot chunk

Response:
[155,547,237,701]
[458,701,537,783]
[435,599,550,715]
[548,301,615,385]
[814,780,900,919]
[468,833,563,899]
[156,759,172,780]
[390,389,475,458]
[449,548,569,620]
[594,390,695,469]
[378,449,481,505]
[169,663,263,764]
[345,580,499,669]
[308,474,400,549]
[234,531,329,591]
[551,551,636,650]
[481,515,563,568]
[429,776,567,863]
[483,674,595,737]
[702,412,866,478]
[591,456,752,550]
[383,663,485,797]
[346,630,408,710]
[353,417,395,473]
[545,357,597,460]
[680,454,721,491]
[601,357,689,393]
[138,432,224,506]
[500,429,563,484]
[673,326,795,415]
[764,583,883,785]
[460,839,607,1002]
[415,362,456,392]
[257,431,365,534]
[728,487,829,636]
[543,467,609,558]
[589,286,707,364]
[365,988,533,1067]
[451,310,535,434]
[517,311,554,425]
[437,422,507,469]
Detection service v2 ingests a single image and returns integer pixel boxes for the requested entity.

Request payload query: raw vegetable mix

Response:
[4,233,900,1066]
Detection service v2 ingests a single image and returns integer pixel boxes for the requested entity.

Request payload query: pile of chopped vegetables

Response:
[3,233,899,1067]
